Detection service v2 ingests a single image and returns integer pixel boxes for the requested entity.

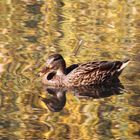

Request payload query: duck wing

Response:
[66,60,129,86]
[66,64,79,74]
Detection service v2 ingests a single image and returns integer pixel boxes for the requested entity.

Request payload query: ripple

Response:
[0,0,139,140]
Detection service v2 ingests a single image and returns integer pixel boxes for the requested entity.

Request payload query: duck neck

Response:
[56,67,66,76]
[56,61,66,76]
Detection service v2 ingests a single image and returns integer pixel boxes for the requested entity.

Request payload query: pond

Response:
[0,0,140,139]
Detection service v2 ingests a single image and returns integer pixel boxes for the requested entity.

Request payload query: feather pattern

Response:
[40,54,130,87]
[65,61,126,86]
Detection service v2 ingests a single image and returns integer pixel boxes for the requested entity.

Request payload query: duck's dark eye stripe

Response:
[47,72,56,80]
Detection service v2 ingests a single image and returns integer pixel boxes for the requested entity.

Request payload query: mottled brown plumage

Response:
[39,54,130,87]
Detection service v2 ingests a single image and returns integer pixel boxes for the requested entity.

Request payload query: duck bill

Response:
[38,67,49,77]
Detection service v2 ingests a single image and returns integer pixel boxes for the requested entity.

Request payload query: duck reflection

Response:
[72,83,124,99]
[39,88,66,112]
[40,83,124,112]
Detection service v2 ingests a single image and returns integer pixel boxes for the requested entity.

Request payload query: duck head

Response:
[39,54,66,77]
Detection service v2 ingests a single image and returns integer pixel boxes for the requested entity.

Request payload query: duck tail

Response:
[117,59,130,72]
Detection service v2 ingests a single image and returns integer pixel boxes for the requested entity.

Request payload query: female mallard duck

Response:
[39,54,130,87]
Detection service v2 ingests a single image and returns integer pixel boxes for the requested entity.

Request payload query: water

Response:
[0,0,140,139]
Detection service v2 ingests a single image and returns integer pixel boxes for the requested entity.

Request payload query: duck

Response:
[39,54,130,87]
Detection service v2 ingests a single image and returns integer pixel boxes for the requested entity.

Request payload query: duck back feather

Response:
[65,59,130,86]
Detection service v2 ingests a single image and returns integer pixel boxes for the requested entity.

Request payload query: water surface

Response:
[0,0,140,139]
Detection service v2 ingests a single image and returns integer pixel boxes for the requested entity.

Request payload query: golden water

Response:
[0,0,140,139]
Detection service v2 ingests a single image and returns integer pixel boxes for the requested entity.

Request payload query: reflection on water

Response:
[0,0,140,139]
[40,88,67,112]
[40,83,124,112]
